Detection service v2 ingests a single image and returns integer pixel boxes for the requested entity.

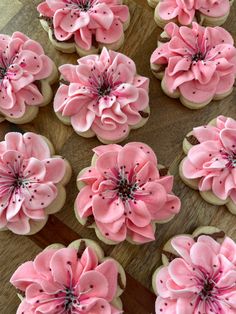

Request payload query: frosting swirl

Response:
[37,0,129,51]
[0,32,53,120]
[54,48,150,143]
[154,232,236,313]
[182,115,236,207]
[150,22,236,107]
[0,132,68,235]
[10,240,124,313]
[156,0,230,26]
[75,142,181,244]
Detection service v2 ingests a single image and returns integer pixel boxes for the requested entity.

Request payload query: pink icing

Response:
[182,115,236,203]
[155,234,236,313]
[0,32,53,119]
[54,48,149,142]
[37,0,129,50]
[10,245,121,314]
[75,142,181,243]
[157,0,230,26]
[0,132,66,234]
[150,22,236,105]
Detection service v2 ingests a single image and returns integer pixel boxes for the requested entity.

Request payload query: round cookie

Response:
[10,238,126,313]
[150,22,236,110]
[0,132,72,235]
[37,0,130,55]
[0,32,58,124]
[74,142,181,245]
[179,115,236,214]
[152,226,236,313]
[147,0,233,28]
[54,48,150,144]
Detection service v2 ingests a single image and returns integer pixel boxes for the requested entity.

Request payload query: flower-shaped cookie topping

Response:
[150,22,236,109]
[0,132,71,235]
[37,0,130,54]
[0,32,56,122]
[149,0,232,28]
[180,115,236,214]
[54,48,150,143]
[153,228,236,314]
[75,142,181,244]
[10,239,126,313]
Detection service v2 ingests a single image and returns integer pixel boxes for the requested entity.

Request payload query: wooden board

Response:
[0,0,236,313]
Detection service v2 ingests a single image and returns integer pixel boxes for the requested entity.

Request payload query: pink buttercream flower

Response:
[37,0,130,53]
[150,22,236,109]
[10,239,126,314]
[54,48,150,143]
[154,230,236,314]
[0,132,71,235]
[152,0,231,27]
[180,115,236,213]
[0,32,55,121]
[75,142,181,244]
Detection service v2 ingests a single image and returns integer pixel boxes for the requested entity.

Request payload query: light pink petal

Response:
[171,236,195,262]
[74,26,92,50]
[43,158,66,183]
[156,267,172,298]
[60,11,90,33]
[126,220,155,243]
[50,248,78,286]
[22,132,51,160]
[10,261,38,290]
[190,242,217,273]
[220,236,236,264]
[75,186,93,218]
[155,296,177,313]
[16,299,34,314]
[93,144,122,157]
[92,195,124,223]
[117,146,151,173]
[80,247,98,273]
[137,181,167,218]
[96,260,118,301]
[96,18,123,44]
[71,106,95,132]
[79,271,108,298]
[90,3,114,29]
[34,249,57,280]
[128,200,151,227]
[96,219,126,242]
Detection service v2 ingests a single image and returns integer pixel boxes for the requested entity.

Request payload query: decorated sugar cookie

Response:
[0,132,71,235]
[148,0,233,28]
[0,32,57,124]
[180,115,236,214]
[37,0,130,55]
[54,48,150,144]
[10,238,126,314]
[152,226,236,314]
[150,23,236,109]
[75,142,181,244]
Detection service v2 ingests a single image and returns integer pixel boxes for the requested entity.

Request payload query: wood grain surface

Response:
[0,0,236,313]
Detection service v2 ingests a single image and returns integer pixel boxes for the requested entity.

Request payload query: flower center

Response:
[13,175,27,188]
[0,66,7,80]
[66,0,93,11]
[64,288,78,311]
[88,70,119,99]
[201,279,214,298]
[221,151,236,168]
[117,176,137,201]
[192,51,205,62]
[97,81,111,97]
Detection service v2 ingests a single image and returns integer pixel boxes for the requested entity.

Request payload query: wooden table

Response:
[1,1,236,313]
